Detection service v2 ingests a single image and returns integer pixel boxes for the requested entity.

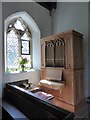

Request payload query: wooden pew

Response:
[2,100,29,120]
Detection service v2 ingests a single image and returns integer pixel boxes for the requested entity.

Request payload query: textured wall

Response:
[2,2,51,92]
[52,2,88,97]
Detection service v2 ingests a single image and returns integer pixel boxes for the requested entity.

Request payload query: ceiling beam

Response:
[37,2,57,11]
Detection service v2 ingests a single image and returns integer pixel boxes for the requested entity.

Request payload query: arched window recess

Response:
[6,17,32,73]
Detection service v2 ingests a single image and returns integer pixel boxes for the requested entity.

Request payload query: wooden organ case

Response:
[40,30,85,112]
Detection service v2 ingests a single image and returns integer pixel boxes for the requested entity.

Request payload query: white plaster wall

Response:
[3,71,40,86]
[2,2,51,37]
[52,2,88,97]
[2,2,51,92]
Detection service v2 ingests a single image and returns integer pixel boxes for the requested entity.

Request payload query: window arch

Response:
[5,12,41,73]
[6,17,32,72]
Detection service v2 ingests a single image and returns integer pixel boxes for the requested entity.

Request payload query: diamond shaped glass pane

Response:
[7,30,19,69]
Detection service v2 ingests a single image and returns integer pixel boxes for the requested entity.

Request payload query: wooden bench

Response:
[2,100,29,120]
[3,80,74,119]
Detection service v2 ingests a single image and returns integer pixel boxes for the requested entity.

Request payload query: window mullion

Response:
[18,36,21,58]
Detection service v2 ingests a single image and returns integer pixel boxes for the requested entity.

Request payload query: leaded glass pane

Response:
[14,19,24,31]
[21,32,30,40]
[7,30,19,70]
[21,40,30,55]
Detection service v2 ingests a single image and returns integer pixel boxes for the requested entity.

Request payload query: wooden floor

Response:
[74,101,90,119]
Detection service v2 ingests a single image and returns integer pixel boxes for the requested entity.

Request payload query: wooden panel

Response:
[46,68,62,81]
[40,68,65,101]
[41,68,75,105]
[63,69,84,106]
[73,70,84,104]
[59,69,75,105]
[41,41,45,68]
[73,36,83,69]
[41,68,46,80]
[63,70,74,104]
[39,85,64,99]
[51,98,75,112]
[65,31,83,69]
[65,33,74,69]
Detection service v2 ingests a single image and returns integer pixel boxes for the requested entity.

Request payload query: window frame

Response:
[5,18,32,72]
[5,11,41,72]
